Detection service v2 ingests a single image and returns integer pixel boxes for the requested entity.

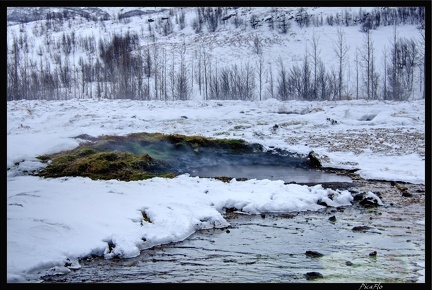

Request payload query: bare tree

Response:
[162,47,168,100]
[209,57,219,100]
[279,14,291,34]
[287,64,302,100]
[301,47,312,100]
[169,50,175,100]
[195,47,203,96]
[382,47,388,100]
[370,47,379,99]
[389,23,399,100]
[153,43,159,100]
[10,36,20,100]
[250,14,259,29]
[176,41,191,100]
[176,62,189,100]
[316,60,331,100]
[388,36,418,100]
[257,56,265,100]
[360,27,374,99]
[333,26,350,100]
[309,31,321,100]
[218,67,228,100]
[178,9,186,30]
[267,62,274,99]
[143,47,152,99]
[253,34,262,55]
[192,7,204,33]
[243,62,256,100]
[355,48,360,99]
[202,46,212,101]
[417,27,425,98]
[277,57,288,100]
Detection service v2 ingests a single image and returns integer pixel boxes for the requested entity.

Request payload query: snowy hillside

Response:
[7,6,425,101]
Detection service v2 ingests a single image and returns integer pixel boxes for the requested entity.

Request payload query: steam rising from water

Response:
[90,136,351,183]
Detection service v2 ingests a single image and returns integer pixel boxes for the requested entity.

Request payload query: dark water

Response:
[173,148,352,183]
[189,164,352,183]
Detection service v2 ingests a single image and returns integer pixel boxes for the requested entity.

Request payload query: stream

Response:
[41,171,425,283]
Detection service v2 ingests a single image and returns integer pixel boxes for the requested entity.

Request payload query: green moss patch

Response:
[37,150,171,181]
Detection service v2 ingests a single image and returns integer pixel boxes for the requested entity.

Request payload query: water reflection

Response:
[189,164,352,183]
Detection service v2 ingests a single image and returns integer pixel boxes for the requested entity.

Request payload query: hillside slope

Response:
[7,6,425,101]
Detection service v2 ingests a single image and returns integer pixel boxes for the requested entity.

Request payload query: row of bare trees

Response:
[7,21,424,101]
[271,25,423,101]
[189,7,425,35]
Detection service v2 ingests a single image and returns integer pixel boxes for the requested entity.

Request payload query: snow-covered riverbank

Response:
[7,99,426,282]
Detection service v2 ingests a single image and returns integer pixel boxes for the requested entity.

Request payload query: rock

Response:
[305,272,323,280]
[393,182,408,191]
[328,215,337,222]
[353,192,365,201]
[308,151,322,168]
[359,198,380,207]
[359,192,384,207]
[326,117,338,125]
[317,199,328,207]
[402,191,413,197]
[271,124,279,134]
[305,250,324,257]
[352,226,371,232]
[345,261,353,266]
[392,182,412,197]
[369,251,377,257]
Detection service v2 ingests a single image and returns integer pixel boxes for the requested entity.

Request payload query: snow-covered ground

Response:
[7,98,425,283]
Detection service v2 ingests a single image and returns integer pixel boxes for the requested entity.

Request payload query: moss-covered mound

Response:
[36,132,264,181]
